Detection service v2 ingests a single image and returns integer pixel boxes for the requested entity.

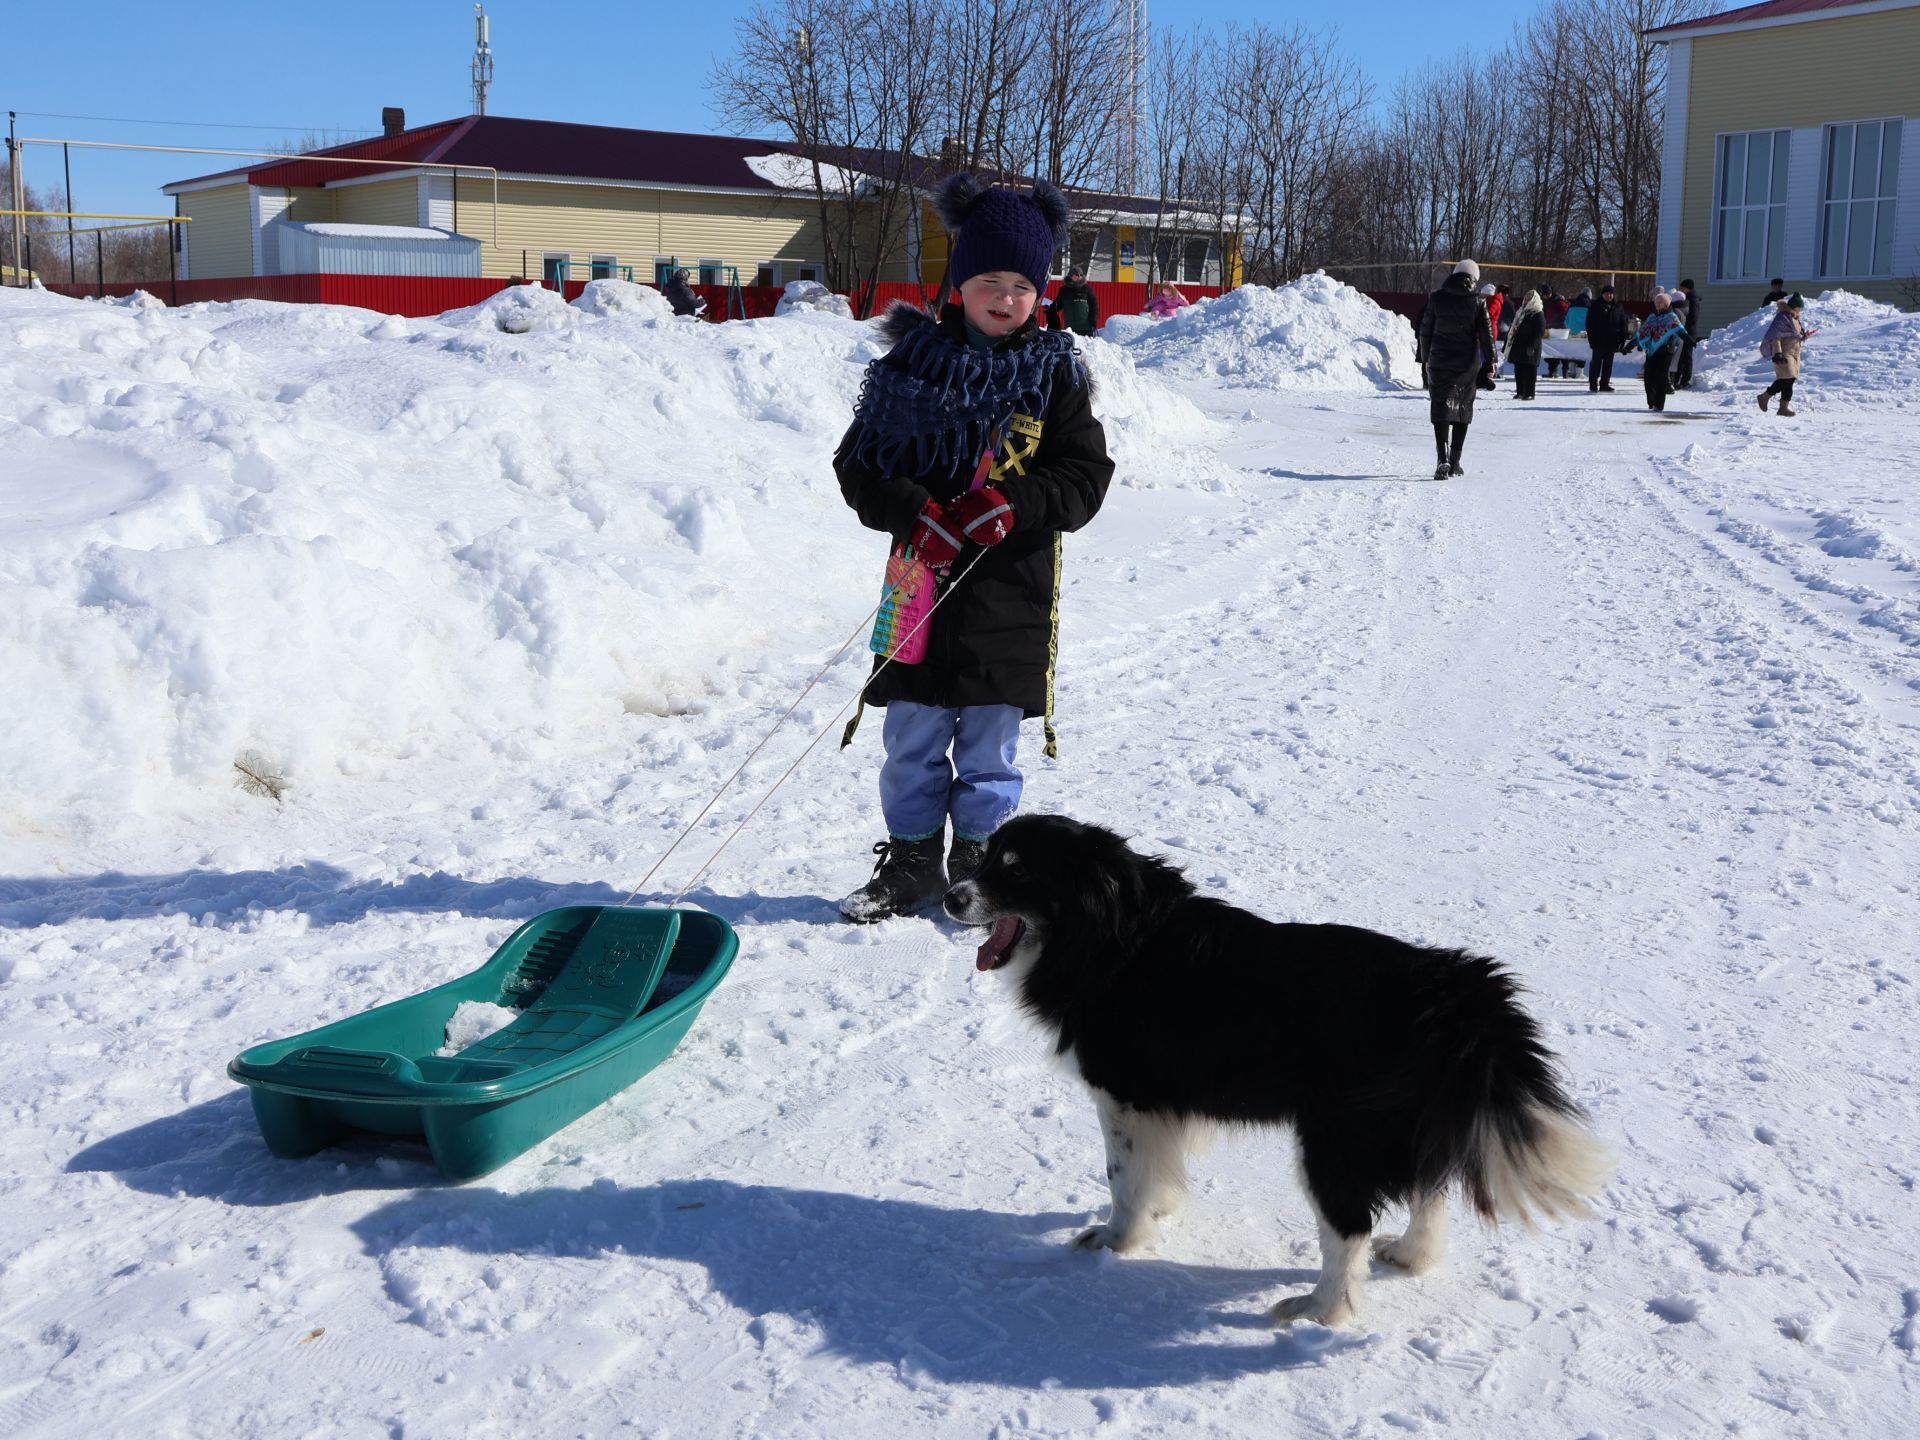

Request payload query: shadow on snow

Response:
[0,864,844,931]
[347,1177,1366,1386]
[70,1112,1366,1383]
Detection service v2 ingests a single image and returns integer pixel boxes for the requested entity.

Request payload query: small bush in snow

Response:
[233,750,289,803]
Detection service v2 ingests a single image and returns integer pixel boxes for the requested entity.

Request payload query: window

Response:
[1822,118,1902,278]
[589,254,617,281]
[1069,228,1098,275]
[754,262,781,288]
[654,257,678,286]
[795,264,821,282]
[1183,238,1212,284]
[698,258,725,286]
[1712,130,1788,281]
[1153,235,1178,281]
[542,253,570,286]
[1090,228,1114,281]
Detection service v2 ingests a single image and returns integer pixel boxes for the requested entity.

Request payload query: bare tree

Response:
[1227,23,1372,285]
[712,0,942,314]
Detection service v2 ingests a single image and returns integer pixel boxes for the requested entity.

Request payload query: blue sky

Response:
[4,0,1530,223]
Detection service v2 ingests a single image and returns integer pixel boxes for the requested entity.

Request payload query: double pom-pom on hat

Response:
[939,173,1070,292]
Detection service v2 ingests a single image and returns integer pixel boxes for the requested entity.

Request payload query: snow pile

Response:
[774,280,853,318]
[437,1000,522,1055]
[440,282,580,333]
[102,289,166,312]
[0,286,1213,853]
[1102,272,1419,391]
[1696,289,1920,409]
[570,278,675,320]
[1076,337,1225,487]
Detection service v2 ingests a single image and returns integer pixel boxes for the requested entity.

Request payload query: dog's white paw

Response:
[1372,1232,1441,1275]
[1072,1223,1151,1254]
[1268,1292,1356,1328]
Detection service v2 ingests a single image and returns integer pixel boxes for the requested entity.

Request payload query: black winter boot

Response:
[947,837,988,888]
[840,834,946,923]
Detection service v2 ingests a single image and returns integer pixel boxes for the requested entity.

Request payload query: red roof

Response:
[1649,0,1913,36]
[168,115,793,193]
[164,113,1177,219]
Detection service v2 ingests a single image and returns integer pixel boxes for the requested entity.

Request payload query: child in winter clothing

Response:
[1634,292,1687,412]
[1758,293,1807,416]
[834,175,1115,922]
[1145,281,1191,318]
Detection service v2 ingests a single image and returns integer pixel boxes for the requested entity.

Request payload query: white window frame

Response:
[696,257,726,286]
[794,263,822,282]
[754,261,782,287]
[541,251,571,287]
[1820,116,1903,279]
[654,256,678,286]
[589,253,618,281]
[1710,128,1789,283]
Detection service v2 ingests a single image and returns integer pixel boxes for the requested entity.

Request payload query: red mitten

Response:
[949,485,1016,546]
[908,499,963,568]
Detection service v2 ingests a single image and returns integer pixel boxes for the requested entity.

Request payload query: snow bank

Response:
[1102,272,1419,391]
[1696,289,1920,409]
[0,287,1214,853]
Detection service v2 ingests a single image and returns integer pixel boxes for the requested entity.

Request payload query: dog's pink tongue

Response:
[976,916,1021,971]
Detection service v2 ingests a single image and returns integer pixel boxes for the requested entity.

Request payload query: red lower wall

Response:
[40,275,1230,328]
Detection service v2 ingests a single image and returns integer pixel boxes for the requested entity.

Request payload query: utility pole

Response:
[8,111,21,286]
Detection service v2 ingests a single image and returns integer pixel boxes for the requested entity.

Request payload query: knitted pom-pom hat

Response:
[1452,258,1481,281]
[937,173,1070,291]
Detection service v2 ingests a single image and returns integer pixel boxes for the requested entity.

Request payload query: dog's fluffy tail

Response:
[1468,1103,1613,1227]
[1409,953,1613,1226]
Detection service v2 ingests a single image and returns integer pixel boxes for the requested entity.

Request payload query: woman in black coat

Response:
[1505,290,1546,400]
[1416,260,1497,479]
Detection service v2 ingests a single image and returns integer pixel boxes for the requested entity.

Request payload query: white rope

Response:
[619,547,988,909]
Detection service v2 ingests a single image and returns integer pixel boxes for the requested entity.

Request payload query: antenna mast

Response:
[472,5,495,116]
[1114,0,1145,193]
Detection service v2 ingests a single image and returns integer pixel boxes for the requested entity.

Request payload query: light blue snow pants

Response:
[879,702,1023,842]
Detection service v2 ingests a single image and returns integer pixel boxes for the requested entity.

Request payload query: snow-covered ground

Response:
[1,278,1916,1438]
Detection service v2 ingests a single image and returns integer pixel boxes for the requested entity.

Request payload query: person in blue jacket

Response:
[1633,291,1687,412]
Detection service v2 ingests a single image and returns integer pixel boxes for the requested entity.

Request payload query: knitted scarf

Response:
[843,305,1081,481]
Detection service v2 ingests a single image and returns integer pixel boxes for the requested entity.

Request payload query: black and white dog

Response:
[945,814,1611,1328]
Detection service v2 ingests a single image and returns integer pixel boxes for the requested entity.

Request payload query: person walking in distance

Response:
[1672,279,1701,388]
[1584,282,1630,392]
[1416,259,1496,480]
[1633,291,1686,412]
[1757,293,1809,417]
[1505,290,1546,401]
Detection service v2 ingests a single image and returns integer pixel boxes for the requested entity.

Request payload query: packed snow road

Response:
[1,284,1915,1438]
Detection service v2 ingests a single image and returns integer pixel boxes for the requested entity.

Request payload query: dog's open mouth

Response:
[975,916,1025,971]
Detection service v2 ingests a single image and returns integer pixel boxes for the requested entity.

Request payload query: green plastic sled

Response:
[227,906,737,1180]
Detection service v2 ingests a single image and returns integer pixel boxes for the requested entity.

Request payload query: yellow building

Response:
[1650,0,1920,331]
[161,111,1240,292]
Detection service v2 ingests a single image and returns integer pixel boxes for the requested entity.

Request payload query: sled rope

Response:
[619,547,989,909]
